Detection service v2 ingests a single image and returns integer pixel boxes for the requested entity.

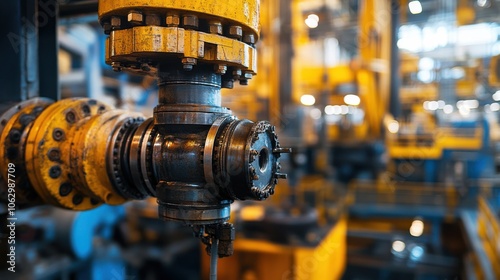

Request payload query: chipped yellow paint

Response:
[98,0,260,35]
[108,26,257,73]
[25,99,110,210]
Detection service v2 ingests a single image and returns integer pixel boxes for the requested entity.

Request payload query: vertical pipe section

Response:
[209,238,219,280]
[389,0,401,119]
[38,0,60,101]
[278,0,293,127]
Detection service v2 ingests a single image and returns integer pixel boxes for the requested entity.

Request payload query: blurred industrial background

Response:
[1,0,500,279]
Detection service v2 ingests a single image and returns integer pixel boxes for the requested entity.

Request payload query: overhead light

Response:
[491,103,500,112]
[409,0,423,15]
[305,14,319,29]
[443,104,453,114]
[437,100,446,109]
[344,94,361,106]
[310,108,322,120]
[477,0,490,8]
[410,245,425,260]
[410,219,424,237]
[300,94,316,106]
[392,240,406,253]
[340,105,349,115]
[325,105,336,115]
[493,90,500,101]
[388,120,399,134]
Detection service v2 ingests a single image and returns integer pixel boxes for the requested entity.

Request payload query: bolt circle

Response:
[49,166,62,179]
[52,128,65,141]
[59,183,73,196]
[72,194,83,205]
[65,111,76,124]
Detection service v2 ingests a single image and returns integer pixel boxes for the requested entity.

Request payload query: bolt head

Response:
[209,21,223,35]
[183,15,199,29]
[103,23,111,35]
[145,14,161,26]
[111,16,121,28]
[215,64,227,75]
[166,14,180,26]
[242,72,253,79]
[232,69,242,78]
[243,33,256,44]
[127,11,143,24]
[229,26,243,39]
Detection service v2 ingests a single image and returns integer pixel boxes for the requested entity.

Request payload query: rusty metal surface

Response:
[98,0,260,35]
[0,98,53,207]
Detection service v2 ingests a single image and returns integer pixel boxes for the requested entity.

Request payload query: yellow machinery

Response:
[0,0,292,278]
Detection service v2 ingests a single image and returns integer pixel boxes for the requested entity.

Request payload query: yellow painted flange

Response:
[25,98,110,210]
[98,0,260,36]
[71,110,143,205]
[106,26,256,73]
[0,98,53,205]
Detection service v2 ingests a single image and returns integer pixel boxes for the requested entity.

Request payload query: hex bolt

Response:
[239,71,253,85]
[273,148,292,154]
[103,22,111,35]
[111,62,122,72]
[229,26,243,39]
[47,148,61,161]
[49,166,62,179]
[140,63,151,72]
[232,69,242,79]
[59,183,73,196]
[221,79,234,89]
[19,114,35,126]
[52,128,65,141]
[33,106,44,115]
[249,149,259,162]
[166,13,180,27]
[275,173,287,179]
[182,57,197,71]
[182,15,199,29]
[72,194,83,205]
[209,21,223,35]
[145,14,161,26]
[9,129,21,144]
[127,10,143,25]
[65,111,76,124]
[215,64,227,75]
[110,16,121,29]
[243,33,256,44]
[82,104,91,115]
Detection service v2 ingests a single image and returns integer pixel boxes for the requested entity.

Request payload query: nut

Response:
[111,62,122,72]
[145,14,161,26]
[229,26,243,39]
[110,16,121,28]
[243,33,256,44]
[183,15,199,29]
[103,22,111,35]
[215,64,227,75]
[209,21,223,35]
[232,69,242,79]
[166,14,180,26]
[182,57,197,71]
[127,11,143,25]
[222,80,234,89]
